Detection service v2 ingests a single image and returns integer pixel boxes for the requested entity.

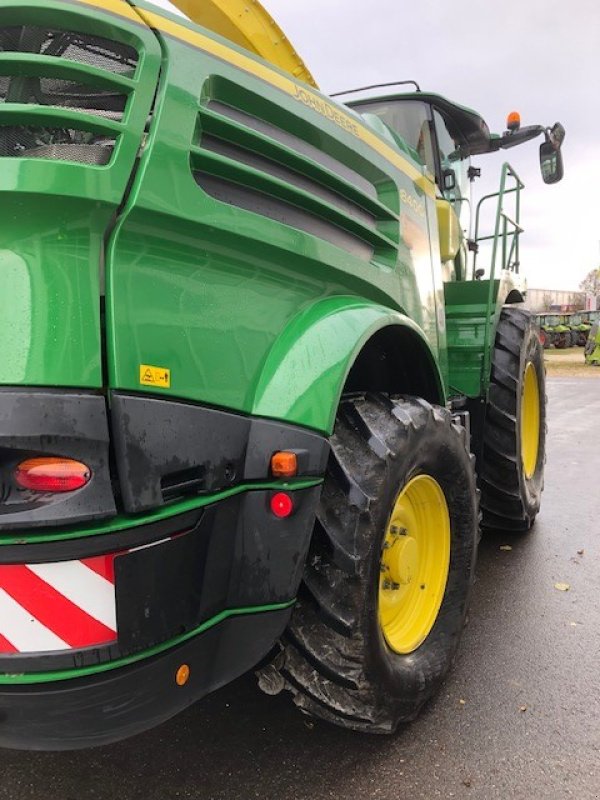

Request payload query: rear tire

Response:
[480,307,546,532]
[275,394,479,733]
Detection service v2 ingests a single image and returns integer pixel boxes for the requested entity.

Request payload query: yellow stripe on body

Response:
[71,0,143,23]
[70,0,435,197]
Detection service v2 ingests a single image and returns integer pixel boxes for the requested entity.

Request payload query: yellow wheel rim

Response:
[378,475,451,654]
[521,362,540,479]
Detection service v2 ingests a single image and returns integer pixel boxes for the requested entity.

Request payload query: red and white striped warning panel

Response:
[0,555,117,654]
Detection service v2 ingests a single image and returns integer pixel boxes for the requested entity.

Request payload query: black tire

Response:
[275,394,479,733]
[480,306,546,532]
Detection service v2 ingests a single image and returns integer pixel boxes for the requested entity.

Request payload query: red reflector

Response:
[270,492,294,518]
[15,458,91,493]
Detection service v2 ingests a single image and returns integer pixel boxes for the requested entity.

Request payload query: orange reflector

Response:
[507,111,521,131]
[15,457,91,493]
[270,492,294,518]
[271,451,298,478]
[176,664,190,686]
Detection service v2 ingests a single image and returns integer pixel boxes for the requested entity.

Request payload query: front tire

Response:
[480,306,546,532]
[276,394,479,733]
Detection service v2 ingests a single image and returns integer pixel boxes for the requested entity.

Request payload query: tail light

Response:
[15,458,91,493]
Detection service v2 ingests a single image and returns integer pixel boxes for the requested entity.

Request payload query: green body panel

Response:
[0,0,162,387]
[105,16,447,433]
[246,298,443,433]
[444,270,523,397]
[0,198,108,386]
[0,0,543,693]
[0,0,528,426]
[444,280,497,396]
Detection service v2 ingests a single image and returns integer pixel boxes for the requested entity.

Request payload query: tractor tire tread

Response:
[267,394,478,733]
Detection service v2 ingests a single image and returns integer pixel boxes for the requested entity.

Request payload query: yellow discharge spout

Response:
[169,0,317,88]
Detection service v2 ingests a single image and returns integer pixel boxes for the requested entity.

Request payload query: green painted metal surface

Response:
[444,280,497,397]
[0,0,544,691]
[104,20,447,433]
[0,0,162,386]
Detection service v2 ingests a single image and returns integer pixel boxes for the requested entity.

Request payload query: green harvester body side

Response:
[0,0,532,421]
[0,0,563,749]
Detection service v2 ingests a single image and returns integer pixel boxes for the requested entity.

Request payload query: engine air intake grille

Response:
[0,126,113,164]
[0,27,138,75]
[190,78,400,264]
[0,26,139,165]
[0,76,127,120]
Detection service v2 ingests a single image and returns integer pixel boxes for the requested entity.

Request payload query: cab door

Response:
[430,107,471,282]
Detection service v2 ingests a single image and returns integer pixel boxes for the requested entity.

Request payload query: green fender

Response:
[251,296,445,434]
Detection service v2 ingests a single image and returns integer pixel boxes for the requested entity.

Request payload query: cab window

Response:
[354,99,436,172]
[432,109,470,230]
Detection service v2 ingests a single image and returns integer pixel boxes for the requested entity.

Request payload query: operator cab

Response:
[348,93,490,229]
[347,91,564,282]
[349,93,489,280]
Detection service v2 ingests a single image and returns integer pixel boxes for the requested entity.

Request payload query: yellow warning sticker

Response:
[139,364,171,389]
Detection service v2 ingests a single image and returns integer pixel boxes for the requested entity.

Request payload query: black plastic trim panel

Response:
[0,508,202,565]
[0,390,116,530]
[0,607,291,751]
[0,486,321,673]
[111,392,329,513]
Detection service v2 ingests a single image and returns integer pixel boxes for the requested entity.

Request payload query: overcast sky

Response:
[264,0,600,291]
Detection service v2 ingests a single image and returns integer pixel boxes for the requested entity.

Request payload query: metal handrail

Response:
[473,163,525,279]
[472,163,525,385]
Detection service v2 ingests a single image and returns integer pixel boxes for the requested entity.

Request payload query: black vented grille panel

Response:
[0,77,126,119]
[0,27,137,74]
[0,126,113,164]
[0,26,138,164]
[190,79,400,263]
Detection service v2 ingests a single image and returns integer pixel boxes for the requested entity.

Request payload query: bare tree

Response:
[579,268,600,296]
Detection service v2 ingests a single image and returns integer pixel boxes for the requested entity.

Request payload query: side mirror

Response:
[539,139,564,184]
[540,122,565,184]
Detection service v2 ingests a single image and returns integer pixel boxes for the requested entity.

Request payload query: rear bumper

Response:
[0,389,326,748]
[0,606,290,750]
[0,484,321,749]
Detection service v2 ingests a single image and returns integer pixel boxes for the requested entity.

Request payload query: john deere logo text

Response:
[293,86,360,136]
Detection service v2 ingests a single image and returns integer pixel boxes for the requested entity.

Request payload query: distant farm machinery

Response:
[535,311,596,349]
